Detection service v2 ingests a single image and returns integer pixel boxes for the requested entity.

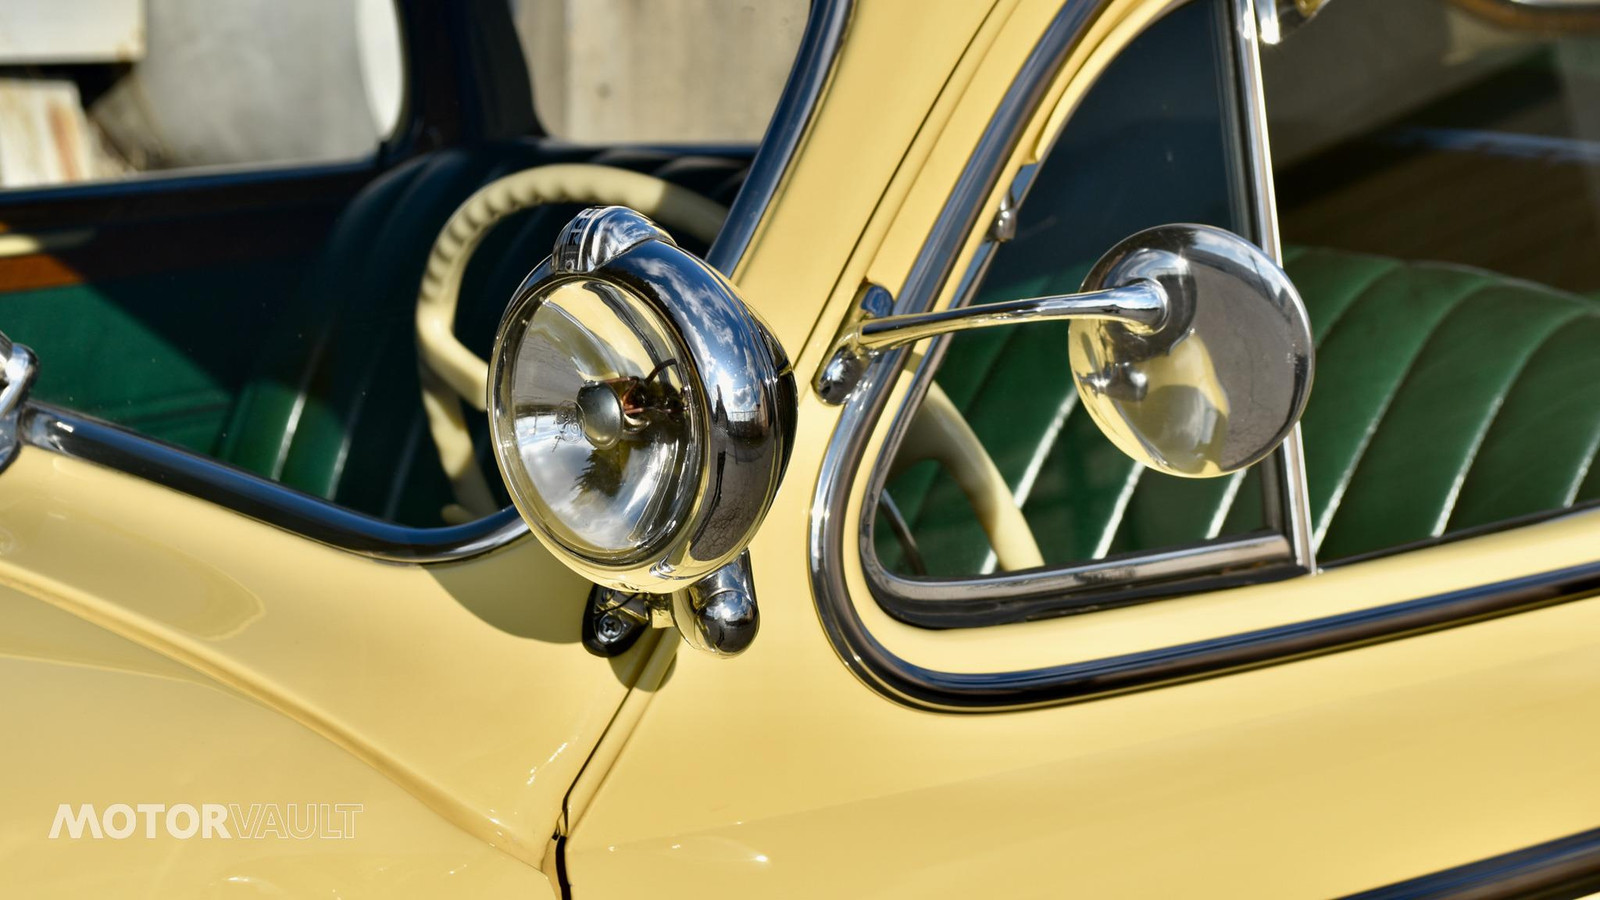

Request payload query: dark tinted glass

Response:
[877,0,1260,578]
[1262,0,1600,561]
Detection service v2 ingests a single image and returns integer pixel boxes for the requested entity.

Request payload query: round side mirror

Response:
[818,223,1313,480]
[1072,223,1314,477]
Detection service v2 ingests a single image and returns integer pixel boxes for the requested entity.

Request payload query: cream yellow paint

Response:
[0,446,650,891]
[2,0,1594,895]
[564,0,1600,896]
[0,587,554,898]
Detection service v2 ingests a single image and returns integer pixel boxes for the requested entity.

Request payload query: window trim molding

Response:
[818,530,1600,713]
[707,0,854,276]
[808,0,1600,713]
[1339,823,1600,899]
[22,404,528,563]
[806,0,1353,710]
[834,0,1308,632]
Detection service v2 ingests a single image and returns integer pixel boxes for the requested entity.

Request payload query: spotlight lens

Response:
[492,277,702,564]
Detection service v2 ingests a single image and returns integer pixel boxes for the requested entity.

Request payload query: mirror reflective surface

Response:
[1072,223,1314,477]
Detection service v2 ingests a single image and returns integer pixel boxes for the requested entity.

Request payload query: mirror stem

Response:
[816,279,1167,404]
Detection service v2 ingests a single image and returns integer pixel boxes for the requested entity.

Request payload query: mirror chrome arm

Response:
[816,223,1314,479]
[816,280,1166,404]
[853,281,1166,352]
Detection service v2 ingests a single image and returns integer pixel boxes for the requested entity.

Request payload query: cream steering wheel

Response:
[415,164,727,520]
[413,162,1042,566]
[889,382,1044,573]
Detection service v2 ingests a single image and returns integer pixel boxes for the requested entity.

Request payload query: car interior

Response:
[0,0,760,529]
[5,0,1599,584]
[874,0,1600,583]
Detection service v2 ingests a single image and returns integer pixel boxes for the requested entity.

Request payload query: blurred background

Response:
[0,0,805,189]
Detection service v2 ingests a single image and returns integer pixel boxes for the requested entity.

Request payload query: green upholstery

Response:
[3,143,745,527]
[215,143,747,525]
[879,332,1265,578]
[880,247,1600,575]
[4,260,306,456]
[876,0,1269,576]
[1287,246,1600,559]
[214,146,547,523]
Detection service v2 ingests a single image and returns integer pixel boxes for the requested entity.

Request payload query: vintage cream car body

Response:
[3,0,1600,896]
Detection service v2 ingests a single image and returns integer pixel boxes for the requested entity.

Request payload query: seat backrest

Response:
[881,246,1600,574]
[216,143,748,526]
[1285,246,1600,559]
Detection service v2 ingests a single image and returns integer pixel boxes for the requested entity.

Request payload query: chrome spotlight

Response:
[489,207,795,656]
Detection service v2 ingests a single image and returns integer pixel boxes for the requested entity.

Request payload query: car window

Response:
[0,0,822,541]
[872,0,1266,580]
[508,0,808,143]
[1263,0,1600,561]
[0,0,404,189]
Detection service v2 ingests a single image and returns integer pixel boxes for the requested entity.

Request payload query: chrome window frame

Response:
[13,0,853,564]
[839,0,1314,631]
[806,0,1600,714]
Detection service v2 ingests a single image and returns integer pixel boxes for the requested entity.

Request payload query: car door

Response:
[0,0,856,889]
[0,2,628,896]
[563,0,1600,896]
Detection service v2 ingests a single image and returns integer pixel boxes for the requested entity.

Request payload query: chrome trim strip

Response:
[821,543,1600,713]
[807,0,1405,708]
[0,335,38,477]
[1340,825,1600,900]
[1387,125,1600,165]
[867,533,1294,629]
[704,0,853,276]
[9,0,851,564]
[1237,0,1317,570]
[22,404,527,563]
[805,0,1600,712]
[0,158,377,208]
[808,0,1129,698]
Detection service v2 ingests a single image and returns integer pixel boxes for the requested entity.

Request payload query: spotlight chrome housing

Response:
[489,207,795,654]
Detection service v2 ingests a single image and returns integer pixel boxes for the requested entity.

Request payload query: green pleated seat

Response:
[213,144,747,526]
[882,246,1600,574]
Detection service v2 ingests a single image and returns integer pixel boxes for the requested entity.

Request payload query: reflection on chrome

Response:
[1072,223,1313,478]
[500,277,700,563]
[1072,325,1233,476]
[489,206,796,631]
[817,223,1312,479]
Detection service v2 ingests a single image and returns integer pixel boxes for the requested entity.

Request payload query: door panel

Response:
[568,512,1600,896]
[0,585,553,898]
[564,0,1600,895]
[0,443,646,895]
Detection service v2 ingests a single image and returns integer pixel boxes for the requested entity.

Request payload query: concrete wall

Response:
[89,0,403,170]
[3,0,804,184]
[512,0,808,143]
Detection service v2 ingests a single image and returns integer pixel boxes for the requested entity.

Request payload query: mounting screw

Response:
[596,612,626,642]
[581,585,649,657]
